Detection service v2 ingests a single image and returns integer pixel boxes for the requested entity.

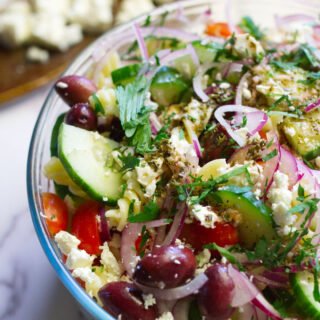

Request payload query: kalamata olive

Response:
[65,103,97,131]
[133,245,196,288]
[200,123,237,165]
[55,75,97,106]
[97,116,125,142]
[98,281,157,320]
[197,264,235,320]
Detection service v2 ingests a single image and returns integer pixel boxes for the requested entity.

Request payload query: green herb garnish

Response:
[128,201,160,223]
[238,16,264,40]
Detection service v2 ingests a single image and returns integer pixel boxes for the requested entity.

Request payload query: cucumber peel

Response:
[58,123,123,203]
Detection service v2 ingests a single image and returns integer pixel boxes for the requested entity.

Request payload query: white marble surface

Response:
[0,87,85,320]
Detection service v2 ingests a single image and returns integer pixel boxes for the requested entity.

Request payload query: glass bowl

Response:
[27,0,319,319]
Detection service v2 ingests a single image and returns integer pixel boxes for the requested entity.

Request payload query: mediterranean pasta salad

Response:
[42,7,320,320]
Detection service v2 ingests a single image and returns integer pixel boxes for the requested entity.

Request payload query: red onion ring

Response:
[121,219,170,276]
[305,98,320,112]
[133,23,149,61]
[99,208,111,243]
[227,264,259,307]
[192,135,202,158]
[135,273,208,301]
[162,203,188,246]
[149,112,162,135]
[142,26,199,42]
[193,63,217,102]
[278,146,299,189]
[214,105,268,147]
[235,72,250,105]
[252,295,282,320]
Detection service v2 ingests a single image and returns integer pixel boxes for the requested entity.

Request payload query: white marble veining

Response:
[0,87,85,320]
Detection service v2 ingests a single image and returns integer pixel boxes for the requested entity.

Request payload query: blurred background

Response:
[0,1,177,319]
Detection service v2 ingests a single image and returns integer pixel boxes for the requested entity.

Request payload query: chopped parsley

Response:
[90,93,105,115]
[128,201,160,223]
[238,16,264,40]
[262,149,278,162]
[119,155,140,172]
[299,71,320,85]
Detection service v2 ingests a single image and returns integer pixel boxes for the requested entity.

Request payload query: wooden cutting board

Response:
[0,35,96,104]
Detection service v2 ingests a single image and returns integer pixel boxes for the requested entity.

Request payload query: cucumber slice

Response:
[50,113,66,157]
[192,40,222,63]
[111,63,141,86]
[291,271,320,319]
[150,66,189,106]
[58,123,123,203]
[211,187,275,248]
[282,110,320,160]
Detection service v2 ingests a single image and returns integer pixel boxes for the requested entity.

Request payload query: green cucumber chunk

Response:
[282,110,320,160]
[50,113,71,198]
[150,66,189,106]
[58,123,123,203]
[50,113,66,157]
[192,40,222,63]
[111,63,141,86]
[211,187,275,248]
[291,271,320,319]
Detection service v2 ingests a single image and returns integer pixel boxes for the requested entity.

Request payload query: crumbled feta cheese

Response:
[267,171,295,235]
[156,312,174,320]
[233,33,264,58]
[196,249,211,267]
[117,0,155,24]
[191,204,221,228]
[66,248,95,269]
[68,0,113,33]
[55,231,80,255]
[100,242,122,277]
[29,0,71,17]
[142,293,156,309]
[26,46,49,63]
[135,160,162,198]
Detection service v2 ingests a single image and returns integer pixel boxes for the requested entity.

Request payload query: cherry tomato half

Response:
[71,201,102,255]
[42,192,68,236]
[181,221,239,252]
[205,22,232,38]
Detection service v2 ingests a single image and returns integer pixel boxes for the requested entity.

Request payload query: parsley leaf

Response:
[116,77,152,153]
[238,16,264,40]
[119,155,140,172]
[314,254,320,302]
[138,225,150,257]
[90,93,105,115]
[128,201,160,223]
[299,71,320,85]
[204,243,244,270]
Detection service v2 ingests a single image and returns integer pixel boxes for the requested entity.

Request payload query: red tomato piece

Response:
[180,221,239,252]
[71,201,102,255]
[205,22,232,38]
[42,192,68,236]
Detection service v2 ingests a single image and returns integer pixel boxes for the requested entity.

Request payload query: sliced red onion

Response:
[192,135,202,158]
[228,264,259,307]
[161,45,199,66]
[149,112,162,135]
[133,23,149,61]
[121,219,170,276]
[175,4,189,24]
[236,303,264,320]
[136,273,208,301]
[275,14,316,29]
[162,203,188,246]
[225,0,236,33]
[252,294,282,320]
[278,146,299,189]
[305,98,320,112]
[214,105,268,147]
[261,132,281,196]
[234,111,268,136]
[99,208,111,243]
[253,274,289,289]
[172,297,192,320]
[222,62,243,79]
[193,63,217,102]
[296,159,318,196]
[142,26,199,42]
[262,271,289,284]
[235,72,250,105]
